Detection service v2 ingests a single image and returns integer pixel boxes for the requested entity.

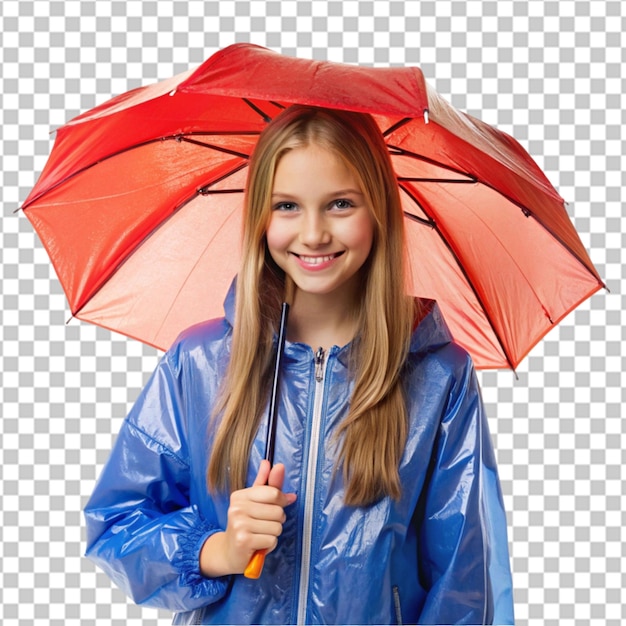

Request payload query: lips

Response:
[290,251,345,270]
[297,253,341,265]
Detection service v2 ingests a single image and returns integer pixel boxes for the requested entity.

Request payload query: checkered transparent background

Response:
[1,1,624,624]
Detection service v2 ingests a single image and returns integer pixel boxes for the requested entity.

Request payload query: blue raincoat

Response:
[84,287,514,624]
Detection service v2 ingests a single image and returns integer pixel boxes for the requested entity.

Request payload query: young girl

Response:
[85,105,514,625]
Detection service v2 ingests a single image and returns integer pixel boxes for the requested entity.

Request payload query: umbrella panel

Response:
[25,138,254,317]
[77,174,246,349]
[388,116,602,288]
[25,95,276,209]
[403,178,603,368]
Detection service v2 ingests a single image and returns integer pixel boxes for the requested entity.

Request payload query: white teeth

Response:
[299,254,336,265]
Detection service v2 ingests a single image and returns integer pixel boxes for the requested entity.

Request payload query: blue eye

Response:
[274,202,298,212]
[332,199,353,210]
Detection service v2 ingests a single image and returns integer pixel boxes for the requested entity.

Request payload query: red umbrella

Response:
[22,43,603,369]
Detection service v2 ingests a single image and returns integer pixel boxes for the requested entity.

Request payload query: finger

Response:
[246,534,280,554]
[267,463,285,490]
[231,500,288,523]
[229,513,285,538]
[229,528,280,558]
[268,463,297,506]
[245,519,285,538]
[252,459,271,487]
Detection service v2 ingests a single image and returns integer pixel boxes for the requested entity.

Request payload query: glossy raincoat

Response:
[84,286,515,624]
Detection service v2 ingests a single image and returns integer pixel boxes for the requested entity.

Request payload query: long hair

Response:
[207,105,417,506]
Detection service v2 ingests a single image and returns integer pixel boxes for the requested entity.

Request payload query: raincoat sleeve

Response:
[84,344,229,612]
[417,348,514,625]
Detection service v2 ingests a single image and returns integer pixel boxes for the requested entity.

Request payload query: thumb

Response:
[252,459,271,487]
[268,464,297,506]
[267,463,286,490]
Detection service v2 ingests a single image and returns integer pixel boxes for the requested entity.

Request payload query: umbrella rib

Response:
[21,133,257,211]
[399,183,517,370]
[520,209,606,289]
[197,161,249,194]
[71,159,248,322]
[399,177,477,184]
[242,98,273,123]
[183,130,262,136]
[178,136,250,159]
[199,189,244,195]
[21,137,180,210]
[388,144,478,182]
[392,144,604,288]
[402,211,434,228]
[382,118,412,137]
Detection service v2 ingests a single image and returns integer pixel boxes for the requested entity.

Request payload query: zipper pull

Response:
[314,347,325,382]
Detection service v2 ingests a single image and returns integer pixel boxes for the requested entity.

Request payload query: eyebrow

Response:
[271,188,364,198]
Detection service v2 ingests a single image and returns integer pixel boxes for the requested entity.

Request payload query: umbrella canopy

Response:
[22,43,603,369]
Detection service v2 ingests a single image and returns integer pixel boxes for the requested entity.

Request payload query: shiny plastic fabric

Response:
[84,287,514,625]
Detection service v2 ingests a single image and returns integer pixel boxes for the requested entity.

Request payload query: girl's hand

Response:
[199,460,297,577]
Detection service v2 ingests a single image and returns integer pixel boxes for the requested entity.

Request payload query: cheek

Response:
[359,227,375,255]
[265,217,289,259]
[347,216,375,258]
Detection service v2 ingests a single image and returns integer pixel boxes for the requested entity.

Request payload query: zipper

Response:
[314,346,324,382]
[296,347,326,625]
[392,585,403,625]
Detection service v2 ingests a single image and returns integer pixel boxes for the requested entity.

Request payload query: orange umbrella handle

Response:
[244,549,267,579]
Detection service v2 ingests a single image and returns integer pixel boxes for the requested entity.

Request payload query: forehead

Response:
[272,144,361,193]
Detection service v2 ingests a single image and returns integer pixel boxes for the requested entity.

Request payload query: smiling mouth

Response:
[294,252,344,265]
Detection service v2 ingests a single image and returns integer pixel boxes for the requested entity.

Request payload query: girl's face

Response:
[266,143,375,307]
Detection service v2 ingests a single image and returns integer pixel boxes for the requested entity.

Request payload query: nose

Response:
[299,210,331,247]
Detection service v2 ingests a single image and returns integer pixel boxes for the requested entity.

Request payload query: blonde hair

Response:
[208,105,417,506]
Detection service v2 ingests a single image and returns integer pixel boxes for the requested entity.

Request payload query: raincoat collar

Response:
[409,298,454,356]
[223,277,237,327]
[222,278,454,362]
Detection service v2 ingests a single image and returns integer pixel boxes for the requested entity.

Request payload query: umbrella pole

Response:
[244,300,290,579]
